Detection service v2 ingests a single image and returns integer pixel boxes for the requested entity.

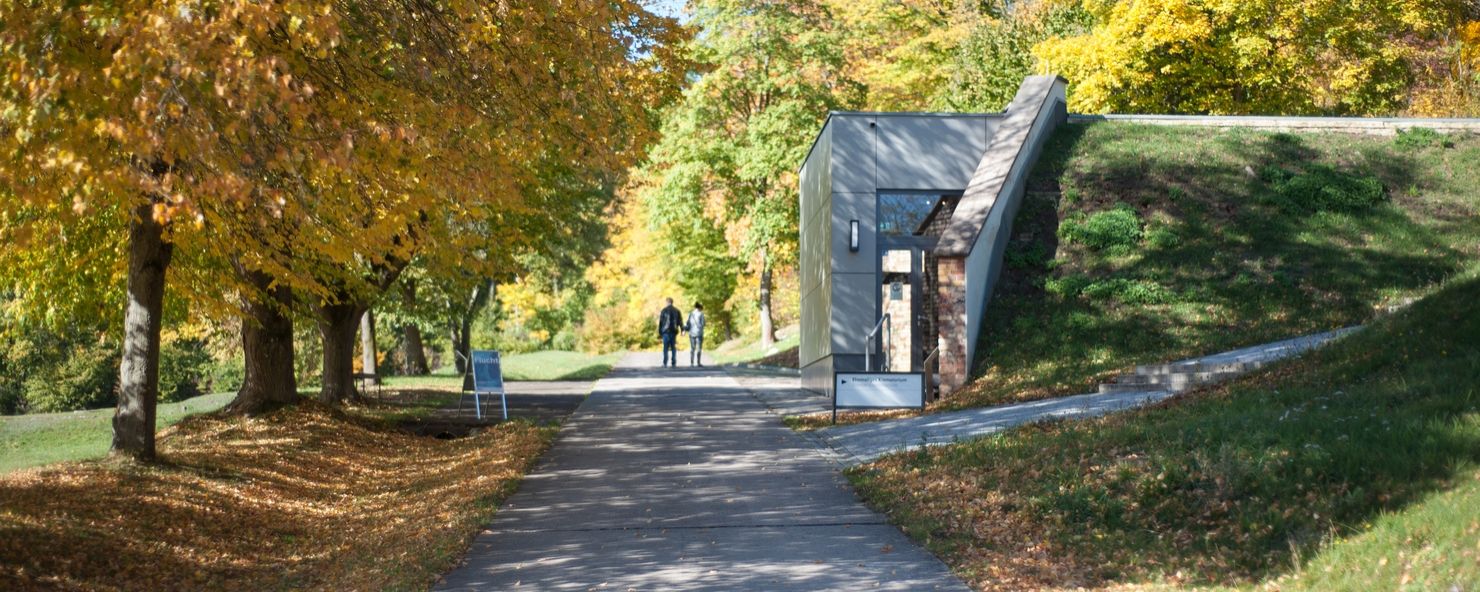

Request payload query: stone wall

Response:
[935,257,968,394]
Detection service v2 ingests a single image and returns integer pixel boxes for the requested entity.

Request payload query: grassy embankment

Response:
[0,401,556,591]
[848,261,1480,590]
[943,123,1480,411]
[710,324,801,367]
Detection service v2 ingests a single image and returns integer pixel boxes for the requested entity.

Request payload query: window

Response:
[878,193,953,237]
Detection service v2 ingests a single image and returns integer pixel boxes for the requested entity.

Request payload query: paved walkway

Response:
[816,328,1359,465]
[818,389,1174,465]
[435,353,968,591]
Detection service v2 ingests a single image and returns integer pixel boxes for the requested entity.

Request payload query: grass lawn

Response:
[943,123,1480,411]
[848,267,1480,591]
[500,350,620,381]
[387,351,620,385]
[0,392,233,474]
[0,402,557,591]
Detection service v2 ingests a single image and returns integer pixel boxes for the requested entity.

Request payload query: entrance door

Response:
[875,192,952,373]
[877,241,936,372]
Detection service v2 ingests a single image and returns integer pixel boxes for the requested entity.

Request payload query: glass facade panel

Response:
[877,193,941,236]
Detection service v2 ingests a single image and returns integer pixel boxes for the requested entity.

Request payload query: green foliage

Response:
[158,338,213,403]
[635,0,862,344]
[1262,164,1387,214]
[1079,278,1174,305]
[1058,204,1143,252]
[1046,275,1174,305]
[1005,243,1052,270]
[1394,127,1456,150]
[21,340,118,413]
[946,2,1094,112]
[1144,224,1180,249]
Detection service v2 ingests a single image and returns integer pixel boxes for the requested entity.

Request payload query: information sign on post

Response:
[470,350,508,420]
[833,372,925,423]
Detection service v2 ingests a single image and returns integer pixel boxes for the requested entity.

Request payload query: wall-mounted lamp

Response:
[849,220,860,252]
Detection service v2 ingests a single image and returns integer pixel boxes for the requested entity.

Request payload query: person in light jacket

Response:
[657,297,683,368]
[685,303,706,367]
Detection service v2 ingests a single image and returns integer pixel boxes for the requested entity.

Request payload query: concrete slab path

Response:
[818,328,1359,465]
[819,388,1175,465]
[435,352,969,591]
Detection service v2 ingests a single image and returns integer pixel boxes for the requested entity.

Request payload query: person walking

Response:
[685,303,706,367]
[657,297,683,368]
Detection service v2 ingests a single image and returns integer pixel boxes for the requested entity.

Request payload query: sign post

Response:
[832,372,925,423]
[470,350,507,420]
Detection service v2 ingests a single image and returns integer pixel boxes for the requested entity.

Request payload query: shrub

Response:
[22,340,119,413]
[1393,127,1453,150]
[1005,243,1051,270]
[208,357,245,394]
[1145,225,1181,249]
[1262,164,1386,213]
[159,338,213,402]
[1060,204,1143,252]
[1045,274,1093,298]
[1080,278,1174,305]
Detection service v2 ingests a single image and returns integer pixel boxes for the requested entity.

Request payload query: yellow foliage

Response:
[1036,0,1453,115]
[1463,21,1480,64]
[581,191,682,352]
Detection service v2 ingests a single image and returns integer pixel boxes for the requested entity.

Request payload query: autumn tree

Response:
[643,0,863,348]
[0,1,352,455]
[0,0,686,455]
[1036,0,1463,115]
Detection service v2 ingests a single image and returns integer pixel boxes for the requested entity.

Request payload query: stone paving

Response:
[435,352,968,591]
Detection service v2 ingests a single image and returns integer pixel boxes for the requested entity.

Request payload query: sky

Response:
[644,0,689,22]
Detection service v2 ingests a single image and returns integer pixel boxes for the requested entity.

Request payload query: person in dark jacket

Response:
[657,297,683,368]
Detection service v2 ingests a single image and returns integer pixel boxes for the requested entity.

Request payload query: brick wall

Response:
[936,256,968,394]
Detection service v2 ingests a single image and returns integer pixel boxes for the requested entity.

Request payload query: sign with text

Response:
[469,350,507,421]
[471,350,505,394]
[834,372,924,410]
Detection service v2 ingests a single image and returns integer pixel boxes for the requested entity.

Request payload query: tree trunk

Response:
[398,280,429,375]
[228,270,299,415]
[111,202,174,460]
[401,323,429,375]
[359,310,379,383]
[316,302,363,405]
[759,260,777,348]
[451,325,468,375]
[451,280,494,375]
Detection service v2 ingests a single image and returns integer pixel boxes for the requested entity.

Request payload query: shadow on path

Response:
[434,352,967,591]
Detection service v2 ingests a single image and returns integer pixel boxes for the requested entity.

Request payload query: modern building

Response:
[798,75,1069,398]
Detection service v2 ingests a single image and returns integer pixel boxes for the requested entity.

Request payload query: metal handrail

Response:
[922,347,940,401]
[864,313,890,372]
